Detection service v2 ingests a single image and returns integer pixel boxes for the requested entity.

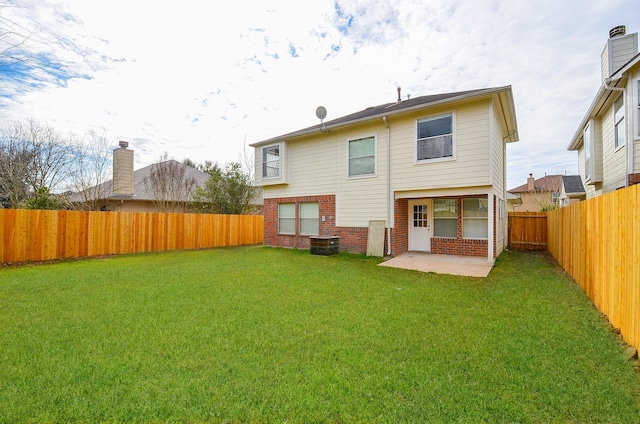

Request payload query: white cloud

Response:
[2,0,639,188]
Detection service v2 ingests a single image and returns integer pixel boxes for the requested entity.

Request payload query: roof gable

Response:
[508,175,563,193]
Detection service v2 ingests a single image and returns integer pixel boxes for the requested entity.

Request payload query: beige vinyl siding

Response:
[390,101,491,191]
[262,124,390,227]
[260,95,511,229]
[600,105,627,192]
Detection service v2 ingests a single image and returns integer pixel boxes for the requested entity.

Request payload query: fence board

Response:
[547,184,640,352]
[508,212,547,250]
[0,210,264,264]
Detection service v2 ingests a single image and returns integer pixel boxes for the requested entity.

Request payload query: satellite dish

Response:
[315,106,327,120]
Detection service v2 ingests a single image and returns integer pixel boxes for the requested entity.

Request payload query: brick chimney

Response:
[527,173,535,191]
[601,25,638,80]
[113,141,134,196]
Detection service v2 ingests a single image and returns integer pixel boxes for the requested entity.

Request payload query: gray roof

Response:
[69,160,211,202]
[252,86,518,146]
[562,175,585,195]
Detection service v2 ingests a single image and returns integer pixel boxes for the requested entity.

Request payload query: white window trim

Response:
[613,94,625,152]
[583,121,593,182]
[432,198,457,239]
[299,202,320,236]
[635,79,640,140]
[262,143,282,179]
[278,203,296,235]
[462,197,489,240]
[414,111,456,164]
[347,135,377,179]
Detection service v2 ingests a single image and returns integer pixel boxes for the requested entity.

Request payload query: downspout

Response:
[604,78,628,187]
[383,116,391,256]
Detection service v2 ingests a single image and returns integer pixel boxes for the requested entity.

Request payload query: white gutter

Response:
[604,77,628,187]
[383,116,391,256]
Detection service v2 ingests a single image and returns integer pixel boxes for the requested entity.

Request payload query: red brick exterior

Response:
[629,173,640,186]
[263,195,386,253]
[406,196,492,258]
[264,194,497,258]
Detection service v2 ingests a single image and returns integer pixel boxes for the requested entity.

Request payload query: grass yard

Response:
[1,247,639,423]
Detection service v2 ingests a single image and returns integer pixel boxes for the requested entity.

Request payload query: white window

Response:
[614,94,625,149]
[299,202,319,235]
[636,80,640,138]
[584,123,591,181]
[348,136,375,177]
[433,199,457,238]
[262,145,280,178]
[463,197,488,239]
[278,203,295,234]
[417,113,453,161]
[552,192,560,206]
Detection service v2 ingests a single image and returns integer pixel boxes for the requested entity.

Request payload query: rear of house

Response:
[252,86,518,261]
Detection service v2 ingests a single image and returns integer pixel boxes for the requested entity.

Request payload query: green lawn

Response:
[0,247,639,423]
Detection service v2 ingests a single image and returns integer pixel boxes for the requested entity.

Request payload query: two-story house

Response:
[568,25,640,196]
[252,86,519,261]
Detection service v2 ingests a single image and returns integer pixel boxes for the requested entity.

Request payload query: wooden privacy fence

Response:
[0,209,264,264]
[547,184,640,352]
[508,212,547,250]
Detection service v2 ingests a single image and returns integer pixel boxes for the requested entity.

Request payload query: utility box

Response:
[310,236,339,256]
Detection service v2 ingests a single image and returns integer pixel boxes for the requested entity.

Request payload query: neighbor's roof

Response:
[562,175,585,195]
[568,52,640,151]
[508,175,563,193]
[69,160,210,202]
[251,85,518,146]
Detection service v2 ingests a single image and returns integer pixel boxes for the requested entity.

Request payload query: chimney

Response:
[397,87,401,103]
[113,141,134,196]
[601,25,638,80]
[527,173,535,191]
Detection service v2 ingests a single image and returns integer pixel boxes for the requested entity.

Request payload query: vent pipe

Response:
[397,87,401,103]
[609,25,626,38]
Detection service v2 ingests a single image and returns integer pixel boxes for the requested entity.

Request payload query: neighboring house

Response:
[70,142,211,213]
[568,25,640,197]
[506,192,522,212]
[559,175,586,207]
[251,86,519,260]
[508,173,563,212]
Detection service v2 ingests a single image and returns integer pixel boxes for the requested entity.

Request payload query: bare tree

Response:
[68,129,113,210]
[0,119,74,208]
[0,1,36,67]
[143,154,198,213]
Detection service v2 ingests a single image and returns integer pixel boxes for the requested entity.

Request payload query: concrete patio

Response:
[379,252,494,277]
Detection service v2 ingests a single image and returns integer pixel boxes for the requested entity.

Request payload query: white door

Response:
[408,200,431,252]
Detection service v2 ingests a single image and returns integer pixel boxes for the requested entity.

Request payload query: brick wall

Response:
[392,198,408,255]
[265,194,496,258]
[629,173,640,186]
[395,196,494,258]
[264,195,384,253]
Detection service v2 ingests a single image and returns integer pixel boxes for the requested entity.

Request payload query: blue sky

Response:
[1,0,639,189]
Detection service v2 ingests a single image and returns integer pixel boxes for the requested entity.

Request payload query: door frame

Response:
[408,199,433,252]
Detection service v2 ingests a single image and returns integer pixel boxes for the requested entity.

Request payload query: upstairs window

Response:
[637,80,640,138]
[584,123,591,181]
[262,145,280,178]
[614,94,625,149]
[348,136,376,177]
[417,113,453,161]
